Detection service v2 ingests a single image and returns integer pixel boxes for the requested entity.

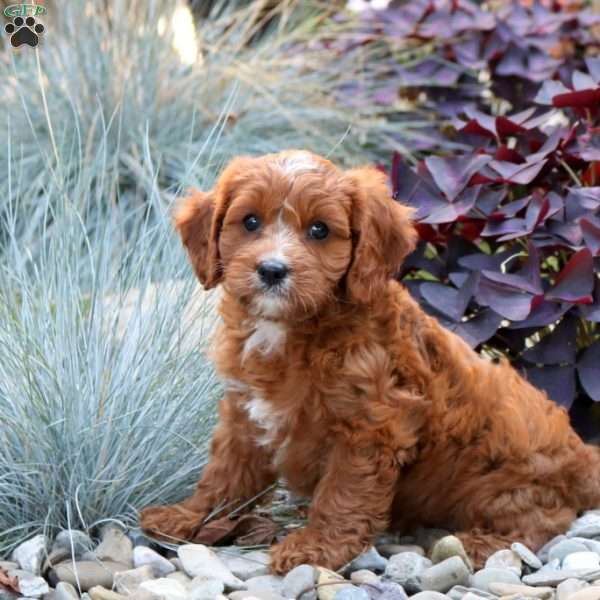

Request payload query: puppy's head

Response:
[174,150,416,319]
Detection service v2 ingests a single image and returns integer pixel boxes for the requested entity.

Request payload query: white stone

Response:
[113,565,155,594]
[12,535,47,576]
[563,552,600,571]
[418,556,470,593]
[511,542,543,570]
[557,578,589,600]
[484,550,521,576]
[94,527,133,567]
[189,577,226,600]
[218,550,270,580]
[133,547,175,577]
[139,578,189,600]
[178,545,244,591]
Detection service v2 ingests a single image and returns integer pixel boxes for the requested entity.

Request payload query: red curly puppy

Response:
[140,150,600,572]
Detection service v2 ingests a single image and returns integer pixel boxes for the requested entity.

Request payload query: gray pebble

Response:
[332,588,370,600]
[350,571,379,585]
[49,560,129,592]
[189,577,225,600]
[246,575,285,597]
[484,550,521,576]
[430,537,472,573]
[469,567,520,593]
[54,581,79,600]
[346,548,388,575]
[537,535,567,564]
[511,542,542,570]
[8,570,49,598]
[358,580,408,600]
[12,536,48,576]
[413,529,452,553]
[523,568,600,586]
[446,586,496,600]
[133,547,175,578]
[282,565,318,600]
[217,550,270,580]
[557,578,589,600]
[568,512,600,539]
[113,566,155,595]
[418,556,470,593]
[385,552,431,591]
[54,582,79,600]
[410,593,449,600]
[549,540,589,563]
[52,532,92,557]
[93,528,133,568]
[377,545,424,559]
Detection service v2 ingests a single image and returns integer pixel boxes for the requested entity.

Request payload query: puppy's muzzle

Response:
[257,259,289,288]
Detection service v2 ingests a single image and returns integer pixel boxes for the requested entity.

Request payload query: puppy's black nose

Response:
[257,259,289,287]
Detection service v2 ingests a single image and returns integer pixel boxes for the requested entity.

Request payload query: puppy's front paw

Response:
[139,504,205,542]
[270,528,361,573]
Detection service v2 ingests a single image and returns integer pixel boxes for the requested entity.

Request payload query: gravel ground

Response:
[3,499,600,600]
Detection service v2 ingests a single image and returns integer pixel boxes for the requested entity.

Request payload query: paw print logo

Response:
[5,16,45,48]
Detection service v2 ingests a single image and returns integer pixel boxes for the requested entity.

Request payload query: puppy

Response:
[140,150,600,573]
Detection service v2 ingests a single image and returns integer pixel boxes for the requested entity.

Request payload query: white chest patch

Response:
[244,395,284,447]
[243,319,286,359]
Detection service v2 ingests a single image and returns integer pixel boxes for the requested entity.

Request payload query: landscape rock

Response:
[218,550,270,580]
[346,548,387,575]
[229,593,280,600]
[377,545,425,558]
[0,562,18,572]
[166,572,192,586]
[54,582,79,600]
[178,545,244,591]
[52,532,92,557]
[549,540,590,563]
[447,585,497,600]
[568,513,600,539]
[488,582,553,598]
[431,537,473,572]
[113,566,155,595]
[246,575,284,597]
[9,570,49,598]
[357,580,408,600]
[127,529,152,549]
[93,528,132,568]
[138,578,189,600]
[385,553,432,591]
[282,565,318,600]
[568,588,600,600]
[332,587,370,600]
[12,536,48,576]
[316,568,352,600]
[469,567,521,593]
[88,587,127,600]
[49,560,129,592]
[418,556,470,593]
[537,535,567,564]
[523,568,600,587]
[350,571,379,585]
[511,542,542,571]
[484,550,522,576]
[189,577,225,600]
[133,547,175,577]
[563,553,600,571]
[410,593,449,600]
[557,579,589,600]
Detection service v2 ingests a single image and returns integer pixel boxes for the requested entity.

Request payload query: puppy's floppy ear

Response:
[345,166,417,304]
[173,189,221,289]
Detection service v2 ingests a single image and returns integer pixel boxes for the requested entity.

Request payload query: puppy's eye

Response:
[307,221,329,240]
[243,214,261,232]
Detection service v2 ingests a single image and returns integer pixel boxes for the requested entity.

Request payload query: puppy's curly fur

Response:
[140,150,600,572]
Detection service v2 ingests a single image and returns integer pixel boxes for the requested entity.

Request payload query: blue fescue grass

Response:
[0,0,434,554]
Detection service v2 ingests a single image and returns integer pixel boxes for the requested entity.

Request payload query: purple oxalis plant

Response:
[393,54,600,414]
